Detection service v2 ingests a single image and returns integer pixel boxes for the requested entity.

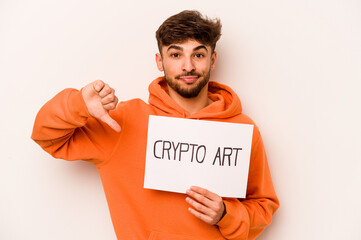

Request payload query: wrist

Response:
[218,201,227,223]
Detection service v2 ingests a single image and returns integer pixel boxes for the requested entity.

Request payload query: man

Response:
[32,10,279,240]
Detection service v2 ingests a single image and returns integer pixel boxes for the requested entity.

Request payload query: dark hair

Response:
[156,10,222,53]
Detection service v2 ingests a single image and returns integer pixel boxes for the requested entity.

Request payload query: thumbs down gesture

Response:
[82,80,121,132]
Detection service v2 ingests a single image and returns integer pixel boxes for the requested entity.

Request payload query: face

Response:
[156,39,217,98]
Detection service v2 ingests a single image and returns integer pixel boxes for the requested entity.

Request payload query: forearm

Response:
[218,196,278,240]
[31,88,120,163]
[31,89,90,151]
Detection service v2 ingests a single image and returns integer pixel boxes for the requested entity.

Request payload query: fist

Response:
[81,80,121,132]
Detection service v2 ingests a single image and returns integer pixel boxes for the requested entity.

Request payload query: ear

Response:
[210,51,217,70]
[155,53,164,71]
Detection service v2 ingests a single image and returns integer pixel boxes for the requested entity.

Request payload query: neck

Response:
[168,83,213,115]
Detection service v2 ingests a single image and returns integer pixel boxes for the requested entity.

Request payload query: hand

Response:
[185,186,226,225]
[82,80,121,132]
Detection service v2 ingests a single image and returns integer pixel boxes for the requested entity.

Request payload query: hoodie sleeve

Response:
[217,126,279,240]
[31,88,122,165]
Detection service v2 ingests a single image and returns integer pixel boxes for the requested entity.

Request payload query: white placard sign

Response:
[144,115,254,198]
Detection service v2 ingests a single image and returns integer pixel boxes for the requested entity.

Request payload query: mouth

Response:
[179,76,199,83]
[176,72,202,84]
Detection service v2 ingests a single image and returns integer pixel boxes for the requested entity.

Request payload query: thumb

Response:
[100,114,121,133]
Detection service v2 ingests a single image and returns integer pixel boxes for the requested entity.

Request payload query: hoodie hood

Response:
[148,77,243,120]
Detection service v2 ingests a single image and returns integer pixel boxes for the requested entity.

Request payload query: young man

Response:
[32,10,279,240]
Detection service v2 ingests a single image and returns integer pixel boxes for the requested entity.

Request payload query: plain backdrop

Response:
[1,0,360,239]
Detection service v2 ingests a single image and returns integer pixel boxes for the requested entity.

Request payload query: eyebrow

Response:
[194,45,208,52]
[166,44,209,52]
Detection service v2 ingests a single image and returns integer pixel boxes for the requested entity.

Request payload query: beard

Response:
[165,70,211,98]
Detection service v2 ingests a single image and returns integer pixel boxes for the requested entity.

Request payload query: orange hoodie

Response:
[32,77,279,240]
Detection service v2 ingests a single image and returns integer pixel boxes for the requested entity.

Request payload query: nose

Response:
[182,56,195,73]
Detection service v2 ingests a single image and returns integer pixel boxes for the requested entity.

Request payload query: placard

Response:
[144,115,253,198]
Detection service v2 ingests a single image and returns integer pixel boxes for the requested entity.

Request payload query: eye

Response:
[195,53,205,58]
[171,53,180,58]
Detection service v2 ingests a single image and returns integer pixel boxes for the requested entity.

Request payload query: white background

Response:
[1,0,360,239]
